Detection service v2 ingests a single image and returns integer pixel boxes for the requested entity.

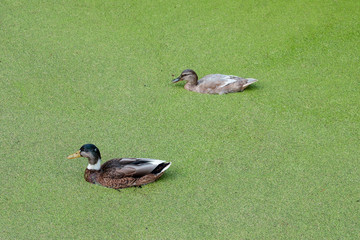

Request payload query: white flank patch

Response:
[219,76,237,88]
[87,159,101,170]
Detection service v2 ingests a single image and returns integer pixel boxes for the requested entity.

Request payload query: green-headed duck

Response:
[67,144,171,189]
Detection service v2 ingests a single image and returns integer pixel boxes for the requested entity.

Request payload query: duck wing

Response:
[199,74,247,88]
[100,158,168,179]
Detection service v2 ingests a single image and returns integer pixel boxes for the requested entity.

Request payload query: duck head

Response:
[67,144,102,170]
[172,69,198,85]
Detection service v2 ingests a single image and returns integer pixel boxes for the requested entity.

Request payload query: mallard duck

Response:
[67,144,171,189]
[172,69,257,95]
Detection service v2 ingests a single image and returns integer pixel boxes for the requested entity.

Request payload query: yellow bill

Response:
[67,150,81,159]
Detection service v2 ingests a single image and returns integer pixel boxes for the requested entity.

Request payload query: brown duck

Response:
[67,144,171,189]
[172,69,257,95]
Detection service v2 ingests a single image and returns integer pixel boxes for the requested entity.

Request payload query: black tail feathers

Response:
[151,162,171,174]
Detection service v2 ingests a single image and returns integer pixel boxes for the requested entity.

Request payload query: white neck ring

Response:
[87,159,101,170]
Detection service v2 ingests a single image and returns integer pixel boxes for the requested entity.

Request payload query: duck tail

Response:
[244,78,258,87]
[151,162,171,175]
[240,78,257,91]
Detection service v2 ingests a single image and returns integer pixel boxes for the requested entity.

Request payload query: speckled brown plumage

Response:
[172,69,257,95]
[84,158,171,189]
[68,144,171,190]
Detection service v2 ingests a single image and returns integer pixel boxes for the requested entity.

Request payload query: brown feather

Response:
[83,158,170,189]
[174,69,257,94]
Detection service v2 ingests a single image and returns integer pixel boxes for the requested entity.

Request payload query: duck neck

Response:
[185,82,197,91]
[185,77,198,90]
[87,158,101,170]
